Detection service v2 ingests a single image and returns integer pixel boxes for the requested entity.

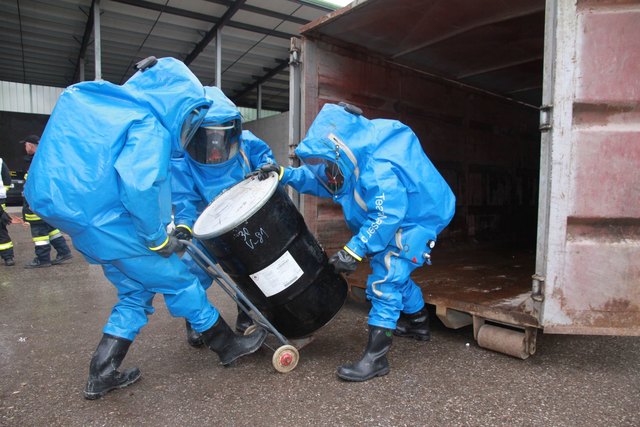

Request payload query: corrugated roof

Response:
[0,0,336,112]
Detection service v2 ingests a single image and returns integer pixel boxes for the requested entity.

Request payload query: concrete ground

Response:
[1,220,639,426]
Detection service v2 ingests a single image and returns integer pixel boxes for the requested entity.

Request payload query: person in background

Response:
[171,86,277,346]
[19,134,73,269]
[24,57,267,400]
[259,102,456,382]
[0,157,15,266]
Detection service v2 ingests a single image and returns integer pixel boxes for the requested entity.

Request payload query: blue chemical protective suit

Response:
[171,86,276,288]
[24,58,220,341]
[281,103,456,329]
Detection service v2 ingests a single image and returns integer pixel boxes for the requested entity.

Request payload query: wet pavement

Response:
[1,220,639,426]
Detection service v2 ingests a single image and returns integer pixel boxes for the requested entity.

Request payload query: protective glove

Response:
[0,210,12,227]
[328,248,359,274]
[173,224,192,241]
[150,235,184,258]
[256,163,281,181]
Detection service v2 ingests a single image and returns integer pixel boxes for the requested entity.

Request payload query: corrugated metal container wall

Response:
[539,0,640,335]
[293,0,639,358]
[0,81,63,114]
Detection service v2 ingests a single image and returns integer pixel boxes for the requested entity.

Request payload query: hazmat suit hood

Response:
[171,86,276,228]
[124,57,211,157]
[294,103,376,195]
[182,86,243,165]
[202,86,242,126]
[285,102,456,261]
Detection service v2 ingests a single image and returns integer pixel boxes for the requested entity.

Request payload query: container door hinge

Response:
[289,38,301,66]
[531,274,545,302]
[539,104,552,131]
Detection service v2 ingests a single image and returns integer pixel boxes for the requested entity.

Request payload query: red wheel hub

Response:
[280,352,293,366]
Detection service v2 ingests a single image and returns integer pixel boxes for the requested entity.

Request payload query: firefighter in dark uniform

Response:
[0,157,15,266]
[20,135,73,268]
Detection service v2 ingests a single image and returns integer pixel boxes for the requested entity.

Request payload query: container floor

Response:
[346,241,539,328]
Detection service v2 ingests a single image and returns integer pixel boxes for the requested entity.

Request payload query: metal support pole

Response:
[288,37,302,208]
[79,58,85,82]
[215,28,222,89]
[257,84,262,119]
[93,0,102,80]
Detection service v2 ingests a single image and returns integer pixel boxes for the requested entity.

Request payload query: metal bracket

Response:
[531,274,545,302]
[135,56,157,71]
[525,326,538,355]
[539,104,553,131]
[473,316,485,340]
[339,101,363,116]
[436,305,473,329]
[289,38,301,66]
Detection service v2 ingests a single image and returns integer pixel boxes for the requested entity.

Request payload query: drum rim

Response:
[192,173,279,239]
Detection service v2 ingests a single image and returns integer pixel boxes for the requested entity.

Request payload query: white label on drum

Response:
[249,251,304,297]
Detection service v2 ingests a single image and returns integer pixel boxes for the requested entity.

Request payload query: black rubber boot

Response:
[52,252,73,265]
[50,236,72,264]
[24,257,51,269]
[201,316,267,366]
[83,334,142,400]
[337,326,393,382]
[185,320,204,347]
[235,304,254,334]
[394,307,431,341]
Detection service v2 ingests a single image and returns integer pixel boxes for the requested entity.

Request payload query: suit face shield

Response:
[180,107,208,150]
[301,157,344,194]
[186,120,240,164]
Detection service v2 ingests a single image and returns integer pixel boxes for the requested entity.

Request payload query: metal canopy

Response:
[301,0,545,106]
[0,0,334,112]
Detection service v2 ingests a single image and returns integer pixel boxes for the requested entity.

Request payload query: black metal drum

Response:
[192,173,348,339]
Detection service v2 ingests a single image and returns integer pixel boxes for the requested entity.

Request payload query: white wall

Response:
[238,106,280,122]
[0,81,63,114]
[243,111,290,166]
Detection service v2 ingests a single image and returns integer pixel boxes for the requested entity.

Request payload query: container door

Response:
[537,0,640,335]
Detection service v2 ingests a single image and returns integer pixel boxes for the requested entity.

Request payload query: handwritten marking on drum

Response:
[250,251,304,297]
[233,227,269,250]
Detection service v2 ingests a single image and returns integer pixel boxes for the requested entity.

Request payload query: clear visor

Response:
[301,157,344,194]
[180,107,208,149]
[186,121,240,164]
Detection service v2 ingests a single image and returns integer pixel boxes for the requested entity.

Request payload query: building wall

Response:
[238,107,281,123]
[0,111,50,172]
[243,111,290,167]
[0,81,62,115]
[0,81,62,170]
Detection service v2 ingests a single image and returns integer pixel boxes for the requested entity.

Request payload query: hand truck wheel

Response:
[272,345,299,373]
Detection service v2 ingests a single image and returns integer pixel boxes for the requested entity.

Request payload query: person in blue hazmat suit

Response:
[258,102,455,381]
[170,86,276,346]
[24,57,267,399]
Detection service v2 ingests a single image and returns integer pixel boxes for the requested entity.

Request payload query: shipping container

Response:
[286,0,640,358]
